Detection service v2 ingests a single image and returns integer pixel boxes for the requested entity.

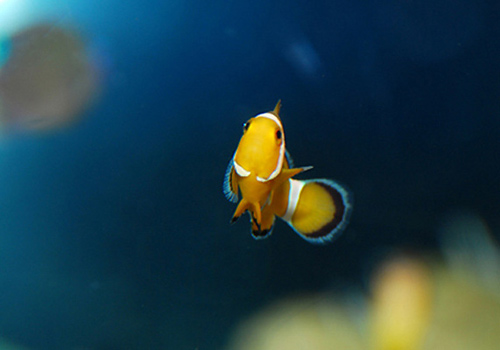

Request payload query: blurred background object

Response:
[0,0,498,348]
[0,338,29,350]
[370,256,432,350]
[0,23,100,132]
[225,294,364,350]
[226,212,500,350]
[427,211,500,350]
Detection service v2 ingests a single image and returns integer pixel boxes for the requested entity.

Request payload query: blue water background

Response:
[0,0,499,348]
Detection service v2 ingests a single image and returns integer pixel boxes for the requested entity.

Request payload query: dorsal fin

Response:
[272,100,282,116]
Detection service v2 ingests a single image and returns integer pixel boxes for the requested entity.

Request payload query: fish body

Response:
[224,101,352,244]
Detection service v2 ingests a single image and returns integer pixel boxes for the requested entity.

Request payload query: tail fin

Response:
[281,179,353,244]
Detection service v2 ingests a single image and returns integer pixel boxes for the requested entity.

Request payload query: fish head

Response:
[234,111,285,182]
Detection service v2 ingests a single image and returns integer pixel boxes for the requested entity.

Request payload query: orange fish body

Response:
[224,101,352,244]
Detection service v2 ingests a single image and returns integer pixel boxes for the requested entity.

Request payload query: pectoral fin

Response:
[223,160,239,203]
[275,166,313,187]
[284,149,294,169]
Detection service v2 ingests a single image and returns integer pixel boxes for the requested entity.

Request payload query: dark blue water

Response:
[0,0,499,348]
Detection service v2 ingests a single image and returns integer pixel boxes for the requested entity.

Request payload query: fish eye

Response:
[243,121,251,132]
[276,130,282,139]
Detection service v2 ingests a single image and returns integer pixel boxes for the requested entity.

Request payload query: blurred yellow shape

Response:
[227,212,500,350]
[0,337,29,349]
[225,295,363,350]
[423,267,500,350]
[370,257,432,350]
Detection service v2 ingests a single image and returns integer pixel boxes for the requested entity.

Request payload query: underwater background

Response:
[0,0,499,349]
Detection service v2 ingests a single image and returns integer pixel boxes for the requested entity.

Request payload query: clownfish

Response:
[223,100,353,244]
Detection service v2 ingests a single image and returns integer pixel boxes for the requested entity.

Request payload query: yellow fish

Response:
[223,100,353,244]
